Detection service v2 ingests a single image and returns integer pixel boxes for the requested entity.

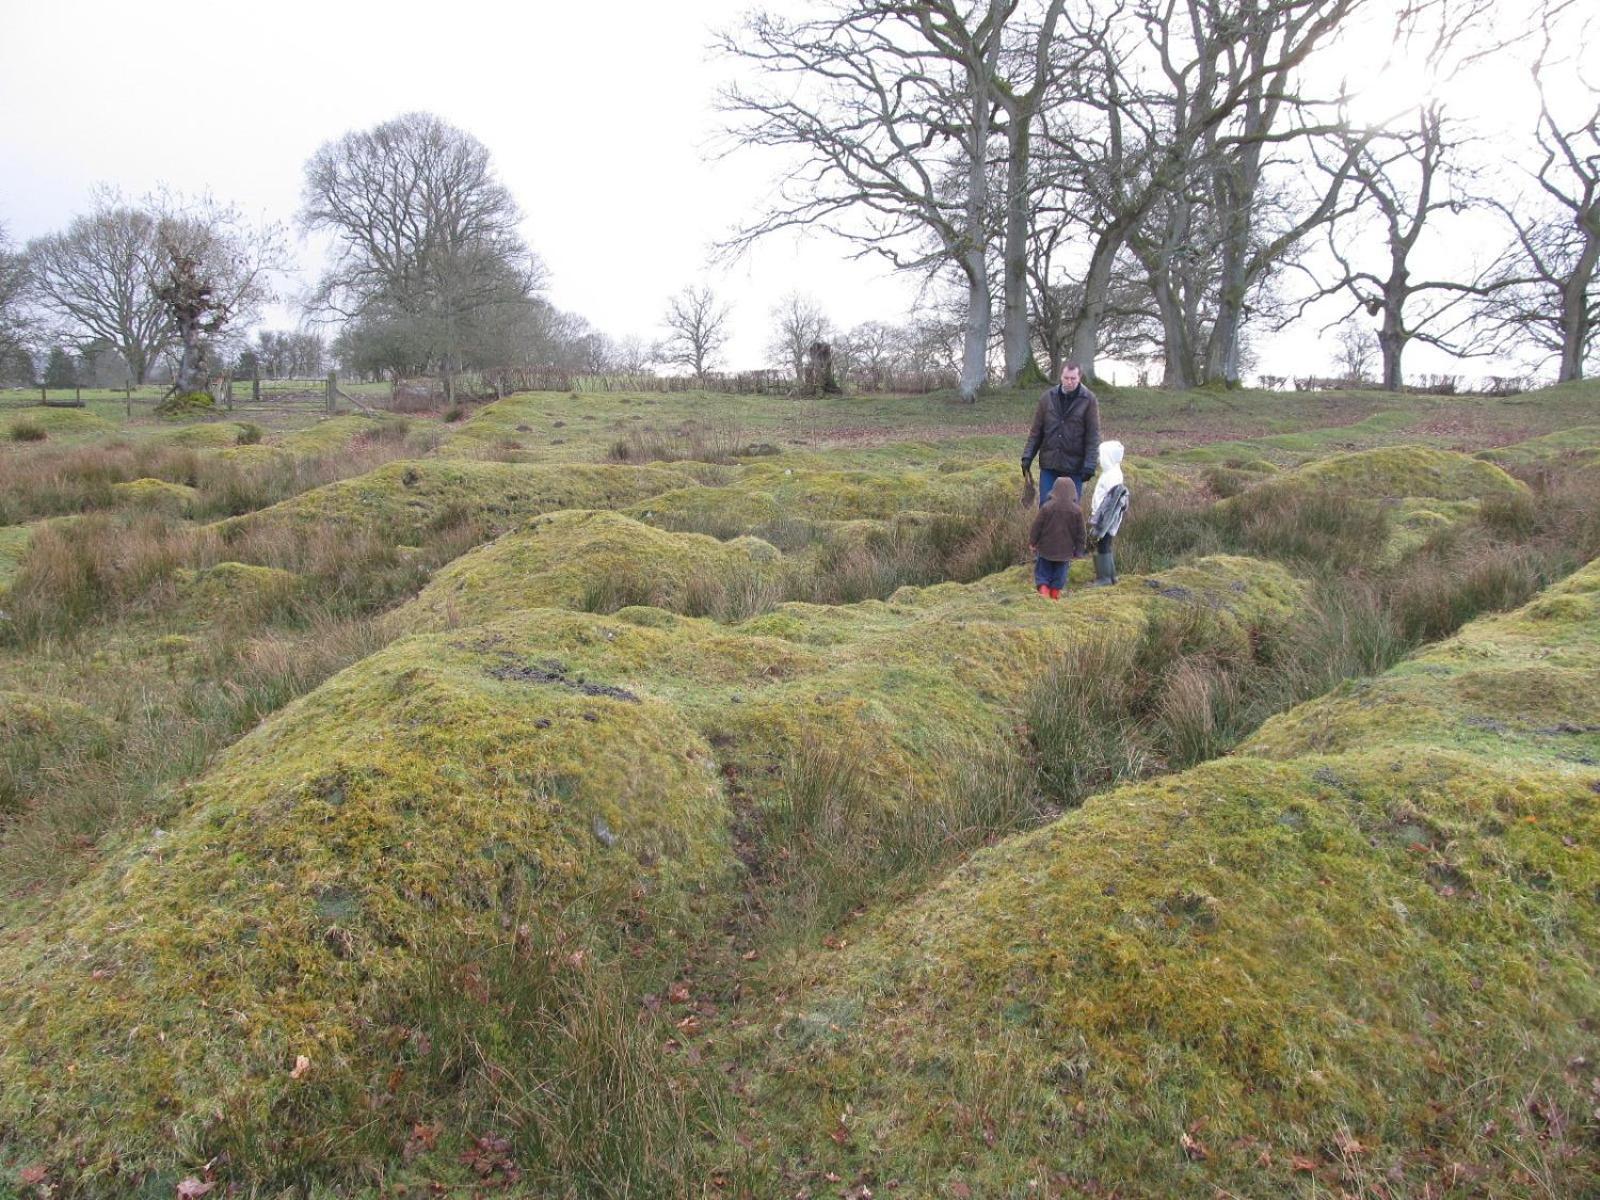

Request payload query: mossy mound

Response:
[141,422,252,449]
[276,415,390,455]
[0,690,117,812]
[1240,444,1527,505]
[0,554,1302,1188]
[219,459,719,547]
[0,407,116,439]
[729,560,1600,1197]
[394,510,785,630]
[172,561,302,623]
[1475,425,1600,471]
[154,391,217,418]
[1246,556,1600,768]
[110,477,199,513]
[0,630,736,1182]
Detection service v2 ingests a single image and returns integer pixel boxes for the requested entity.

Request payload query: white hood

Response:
[1091,439,1125,513]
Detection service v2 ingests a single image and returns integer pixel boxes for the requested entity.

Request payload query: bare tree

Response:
[0,223,30,363]
[718,1,1032,401]
[301,112,548,398]
[768,291,831,384]
[151,194,283,397]
[1310,104,1496,389]
[24,190,171,383]
[1478,10,1599,381]
[1332,319,1376,381]
[613,334,654,374]
[659,285,732,380]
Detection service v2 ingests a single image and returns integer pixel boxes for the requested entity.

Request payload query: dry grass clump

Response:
[607,417,750,465]
[0,427,418,525]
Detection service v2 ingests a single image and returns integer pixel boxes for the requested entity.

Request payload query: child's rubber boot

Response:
[1037,584,1051,598]
[1092,550,1117,586]
[1048,587,1062,600]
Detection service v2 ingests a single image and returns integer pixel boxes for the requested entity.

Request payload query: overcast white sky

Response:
[0,0,1574,384]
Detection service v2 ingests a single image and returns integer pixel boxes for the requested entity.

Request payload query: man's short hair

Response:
[1063,361,1083,373]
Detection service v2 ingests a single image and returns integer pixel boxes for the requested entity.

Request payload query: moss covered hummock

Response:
[727,558,1600,1196]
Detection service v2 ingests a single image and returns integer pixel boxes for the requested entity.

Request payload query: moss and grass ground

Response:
[0,381,1597,1196]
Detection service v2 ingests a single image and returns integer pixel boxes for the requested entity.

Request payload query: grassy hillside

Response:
[0,382,1596,1196]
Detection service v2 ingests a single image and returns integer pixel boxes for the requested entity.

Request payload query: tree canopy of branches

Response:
[1478,10,1599,382]
[301,112,548,393]
[24,191,170,383]
[659,285,731,380]
[151,195,283,396]
[768,291,831,384]
[719,1,1069,400]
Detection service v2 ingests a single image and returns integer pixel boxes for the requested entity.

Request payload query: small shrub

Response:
[234,423,265,446]
[9,420,47,442]
[443,403,468,423]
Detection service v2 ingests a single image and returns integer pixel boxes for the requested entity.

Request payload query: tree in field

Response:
[301,112,547,399]
[151,195,282,397]
[1478,11,1599,382]
[44,346,76,388]
[1332,320,1377,381]
[767,292,830,385]
[659,285,731,380]
[613,335,653,375]
[0,223,31,363]
[24,192,169,383]
[718,1,1068,400]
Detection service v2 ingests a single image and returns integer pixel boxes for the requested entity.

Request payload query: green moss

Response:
[275,415,388,455]
[110,477,198,513]
[1474,425,1600,471]
[0,630,736,1180]
[0,553,1301,1187]
[153,392,216,418]
[172,562,302,624]
[219,459,718,546]
[141,422,252,449]
[1246,556,1600,768]
[394,510,785,630]
[726,559,1600,1196]
[1233,445,1528,506]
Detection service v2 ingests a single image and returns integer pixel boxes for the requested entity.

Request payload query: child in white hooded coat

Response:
[1087,440,1128,586]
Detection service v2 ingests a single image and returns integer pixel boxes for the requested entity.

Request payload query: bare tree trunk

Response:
[1068,222,1141,380]
[1154,273,1194,389]
[959,251,991,402]
[1559,238,1598,382]
[1001,124,1032,386]
[174,319,206,395]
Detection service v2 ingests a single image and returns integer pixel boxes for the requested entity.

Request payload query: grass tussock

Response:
[608,418,749,465]
[750,741,1046,947]
[0,613,393,895]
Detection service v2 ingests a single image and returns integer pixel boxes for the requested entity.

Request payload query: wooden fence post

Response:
[125,381,132,419]
[252,367,261,404]
[223,374,233,410]
[325,372,337,414]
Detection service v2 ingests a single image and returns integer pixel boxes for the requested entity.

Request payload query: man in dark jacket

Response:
[1021,362,1101,504]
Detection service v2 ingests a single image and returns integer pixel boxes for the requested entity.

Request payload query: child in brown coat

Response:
[1029,483,1088,599]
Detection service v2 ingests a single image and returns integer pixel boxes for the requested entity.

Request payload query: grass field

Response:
[0,380,1597,1197]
